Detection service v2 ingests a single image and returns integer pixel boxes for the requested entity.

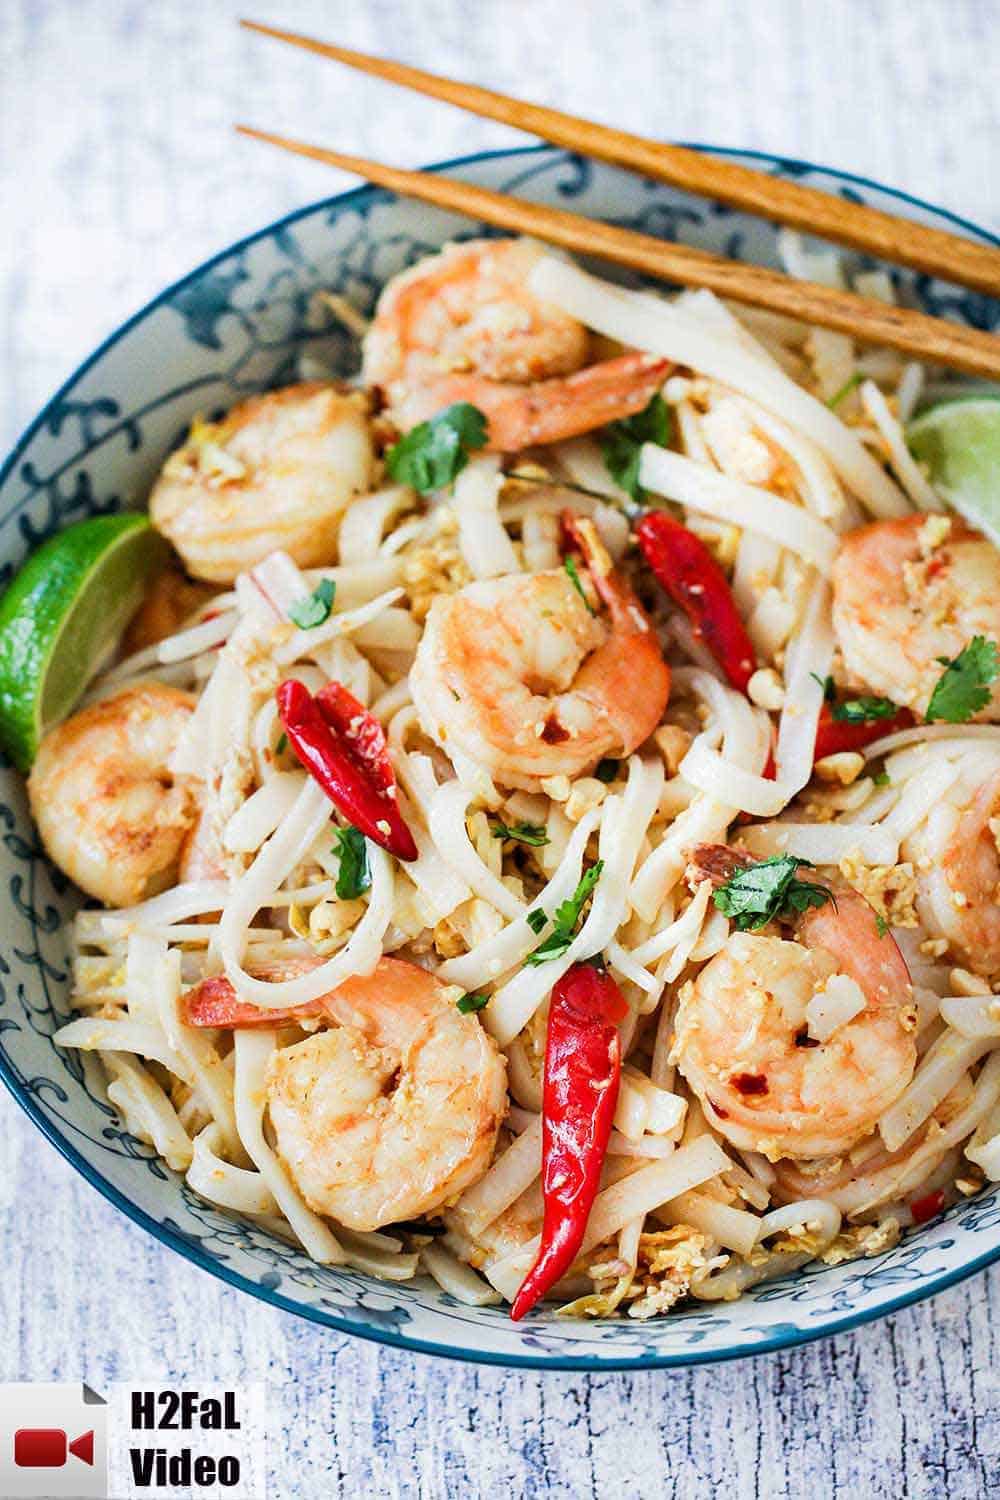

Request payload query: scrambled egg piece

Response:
[820,1217,902,1266]
[558,1226,714,1320]
[402,509,472,621]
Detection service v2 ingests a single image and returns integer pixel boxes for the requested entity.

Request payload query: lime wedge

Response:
[907,397,1000,543]
[0,513,168,770]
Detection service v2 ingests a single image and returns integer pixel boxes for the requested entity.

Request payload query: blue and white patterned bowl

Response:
[2,146,999,1369]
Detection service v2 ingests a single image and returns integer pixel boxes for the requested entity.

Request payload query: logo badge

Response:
[1,1385,107,1498]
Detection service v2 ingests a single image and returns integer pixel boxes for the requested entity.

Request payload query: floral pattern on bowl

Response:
[2,144,999,1369]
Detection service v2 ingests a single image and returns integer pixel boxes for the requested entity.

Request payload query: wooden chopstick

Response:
[241,18,1000,299]
[235,126,1000,380]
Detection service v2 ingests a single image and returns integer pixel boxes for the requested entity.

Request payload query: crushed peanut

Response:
[653,724,693,776]
[747,667,786,711]
[814,750,866,785]
[839,854,919,928]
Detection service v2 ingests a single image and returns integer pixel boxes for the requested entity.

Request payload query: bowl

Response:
[3,144,999,1370]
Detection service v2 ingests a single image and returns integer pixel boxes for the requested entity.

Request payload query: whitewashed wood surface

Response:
[3,2,1000,1495]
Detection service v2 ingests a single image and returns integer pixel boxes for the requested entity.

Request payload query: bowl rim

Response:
[2,142,999,1370]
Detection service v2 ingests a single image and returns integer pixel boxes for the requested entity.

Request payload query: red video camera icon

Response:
[13,1428,95,1468]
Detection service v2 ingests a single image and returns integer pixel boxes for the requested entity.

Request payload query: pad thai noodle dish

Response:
[12,233,1000,1321]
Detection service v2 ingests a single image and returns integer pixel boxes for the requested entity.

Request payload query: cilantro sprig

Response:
[831,695,900,724]
[288,577,336,629]
[385,402,488,494]
[490,820,550,847]
[333,826,371,900]
[811,673,898,723]
[712,855,834,932]
[600,392,671,501]
[526,861,604,964]
[925,636,1000,723]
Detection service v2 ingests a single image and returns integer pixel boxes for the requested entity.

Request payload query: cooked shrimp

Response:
[409,516,671,790]
[904,767,1000,976]
[256,957,506,1232]
[832,514,1000,718]
[362,237,669,451]
[28,682,197,907]
[122,564,216,654]
[149,383,373,582]
[672,847,917,1158]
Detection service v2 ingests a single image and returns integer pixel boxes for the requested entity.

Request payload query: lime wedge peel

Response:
[0,513,168,771]
[906,397,1000,546]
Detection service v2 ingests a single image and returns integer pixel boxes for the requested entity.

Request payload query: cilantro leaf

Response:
[385,402,488,494]
[333,826,371,900]
[810,673,899,723]
[830,695,899,724]
[600,392,672,500]
[563,555,594,613]
[457,992,490,1014]
[490,820,550,847]
[526,861,604,964]
[712,855,833,932]
[875,914,889,939]
[288,577,336,629]
[925,636,1000,723]
[594,758,620,784]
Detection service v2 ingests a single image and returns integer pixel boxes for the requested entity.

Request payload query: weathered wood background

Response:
[3,2,1000,1494]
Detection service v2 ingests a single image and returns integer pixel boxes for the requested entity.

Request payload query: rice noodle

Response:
[104,1054,193,1172]
[860,380,939,511]
[486,756,663,1047]
[427,781,527,922]
[879,1032,992,1152]
[940,995,1000,1039]
[453,455,520,579]
[656,1189,760,1256]
[218,783,394,1008]
[740,821,899,866]
[775,576,834,795]
[454,1116,542,1237]
[420,1243,502,1305]
[187,1122,278,1215]
[528,255,906,516]
[338,486,415,564]
[232,1030,345,1264]
[639,447,839,572]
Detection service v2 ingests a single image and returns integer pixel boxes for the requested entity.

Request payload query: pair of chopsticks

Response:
[239,18,1000,380]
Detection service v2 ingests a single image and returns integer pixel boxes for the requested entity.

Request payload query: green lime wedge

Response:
[907,397,1000,544]
[0,513,168,771]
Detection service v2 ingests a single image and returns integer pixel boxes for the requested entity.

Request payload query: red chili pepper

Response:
[276,678,418,861]
[510,962,628,1321]
[910,1188,946,1224]
[813,704,914,761]
[634,511,756,693]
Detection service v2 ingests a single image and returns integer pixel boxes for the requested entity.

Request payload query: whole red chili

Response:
[909,1188,946,1225]
[277,678,418,861]
[813,703,914,761]
[510,961,628,1321]
[634,511,757,693]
